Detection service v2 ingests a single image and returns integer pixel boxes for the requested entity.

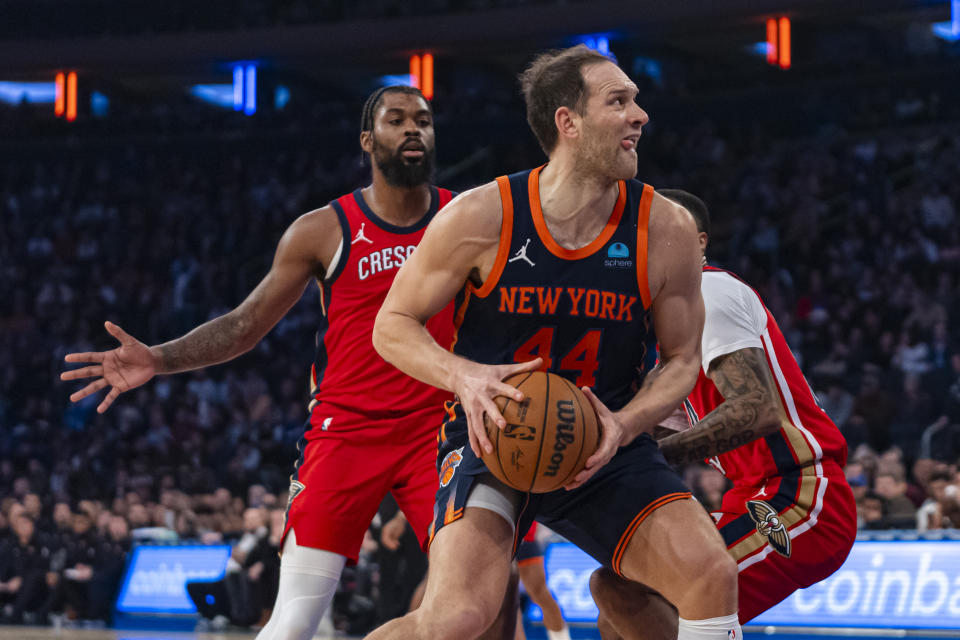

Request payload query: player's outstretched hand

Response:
[60,321,159,414]
[565,386,627,490]
[456,358,543,458]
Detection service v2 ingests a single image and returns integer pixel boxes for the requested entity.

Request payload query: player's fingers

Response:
[60,365,103,381]
[104,321,132,344]
[97,387,122,414]
[580,386,608,417]
[466,419,482,458]
[475,401,501,454]
[64,352,104,364]
[503,357,543,378]
[70,379,108,403]
[492,380,525,403]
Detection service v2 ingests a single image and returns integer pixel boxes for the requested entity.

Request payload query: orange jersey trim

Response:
[528,165,626,261]
[611,491,691,576]
[450,177,513,350]
[473,175,515,298]
[634,183,654,309]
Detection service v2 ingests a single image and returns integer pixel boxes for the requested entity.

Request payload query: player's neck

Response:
[537,157,619,225]
[362,177,433,228]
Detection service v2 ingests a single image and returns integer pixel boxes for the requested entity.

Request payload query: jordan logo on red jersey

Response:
[352,223,373,245]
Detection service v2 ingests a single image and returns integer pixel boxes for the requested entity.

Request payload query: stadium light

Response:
[766,18,778,65]
[66,72,77,121]
[764,17,791,69]
[409,55,421,90]
[932,0,960,41]
[422,54,434,100]
[778,17,791,69]
[55,72,65,116]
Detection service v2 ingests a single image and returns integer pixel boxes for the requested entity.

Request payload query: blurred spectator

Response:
[874,467,918,529]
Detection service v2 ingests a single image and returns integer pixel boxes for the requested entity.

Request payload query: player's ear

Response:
[555,106,580,143]
[359,130,373,154]
[698,232,708,254]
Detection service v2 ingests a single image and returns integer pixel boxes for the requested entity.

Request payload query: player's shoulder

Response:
[648,190,698,236]
[276,204,344,264]
[428,180,504,239]
[702,269,766,320]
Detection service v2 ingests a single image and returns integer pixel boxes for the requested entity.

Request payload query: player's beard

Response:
[576,119,638,182]
[371,135,436,188]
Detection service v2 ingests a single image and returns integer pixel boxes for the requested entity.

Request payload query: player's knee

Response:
[418,598,499,640]
[589,567,618,604]
[687,547,737,596]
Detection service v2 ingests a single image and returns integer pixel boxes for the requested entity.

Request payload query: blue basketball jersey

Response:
[451,166,658,411]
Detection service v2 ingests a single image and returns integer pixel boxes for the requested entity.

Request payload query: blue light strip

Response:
[932,0,960,41]
[0,81,56,104]
[244,65,256,115]
[232,66,244,111]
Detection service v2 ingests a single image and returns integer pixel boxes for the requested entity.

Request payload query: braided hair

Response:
[360,85,431,134]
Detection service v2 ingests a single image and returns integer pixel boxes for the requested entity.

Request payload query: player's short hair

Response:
[360,85,431,134]
[657,189,711,236]
[519,45,612,154]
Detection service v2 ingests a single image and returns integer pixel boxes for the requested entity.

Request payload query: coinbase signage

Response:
[754,540,960,629]
[116,545,231,614]
[531,541,960,630]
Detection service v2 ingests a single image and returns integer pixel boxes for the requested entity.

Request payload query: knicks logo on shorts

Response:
[439,447,464,488]
[746,500,791,558]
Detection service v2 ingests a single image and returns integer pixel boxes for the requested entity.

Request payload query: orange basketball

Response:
[482,371,600,493]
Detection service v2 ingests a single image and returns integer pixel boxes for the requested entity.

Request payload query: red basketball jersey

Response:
[684,267,848,486]
[307,186,455,432]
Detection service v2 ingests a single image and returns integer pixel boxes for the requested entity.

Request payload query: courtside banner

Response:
[116,545,232,614]
[530,541,960,630]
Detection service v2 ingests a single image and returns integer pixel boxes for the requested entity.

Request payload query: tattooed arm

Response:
[62,207,341,413]
[657,347,783,467]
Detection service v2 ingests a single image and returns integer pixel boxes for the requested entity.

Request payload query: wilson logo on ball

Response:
[543,400,577,477]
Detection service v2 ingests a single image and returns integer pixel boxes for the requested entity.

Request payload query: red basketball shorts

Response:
[281,404,443,564]
[712,460,856,623]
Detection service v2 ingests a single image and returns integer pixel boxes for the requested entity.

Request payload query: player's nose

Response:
[628,103,649,127]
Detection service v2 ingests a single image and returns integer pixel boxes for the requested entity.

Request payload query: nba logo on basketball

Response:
[439,447,464,487]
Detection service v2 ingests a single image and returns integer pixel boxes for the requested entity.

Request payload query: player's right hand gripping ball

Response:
[482,371,599,493]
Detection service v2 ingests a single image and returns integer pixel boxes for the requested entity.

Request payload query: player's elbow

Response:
[371,307,395,363]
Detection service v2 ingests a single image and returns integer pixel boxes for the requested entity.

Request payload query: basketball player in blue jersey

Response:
[365,46,741,640]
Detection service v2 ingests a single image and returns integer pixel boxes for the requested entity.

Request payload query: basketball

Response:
[481,371,600,493]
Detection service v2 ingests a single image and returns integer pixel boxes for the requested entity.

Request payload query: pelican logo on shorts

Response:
[439,447,465,488]
[543,400,577,477]
[286,480,305,510]
[503,423,536,441]
[746,500,791,558]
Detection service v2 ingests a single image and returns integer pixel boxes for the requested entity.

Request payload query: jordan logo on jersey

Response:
[508,238,535,267]
[352,222,373,245]
[746,500,791,557]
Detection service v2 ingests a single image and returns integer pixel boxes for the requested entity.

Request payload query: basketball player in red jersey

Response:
[589,190,857,637]
[366,47,741,640]
[60,86,527,640]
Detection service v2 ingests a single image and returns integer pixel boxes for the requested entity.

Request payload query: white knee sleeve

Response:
[464,474,522,532]
[255,530,347,640]
[677,613,742,640]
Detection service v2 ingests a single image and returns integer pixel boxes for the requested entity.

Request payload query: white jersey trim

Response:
[324,238,344,282]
